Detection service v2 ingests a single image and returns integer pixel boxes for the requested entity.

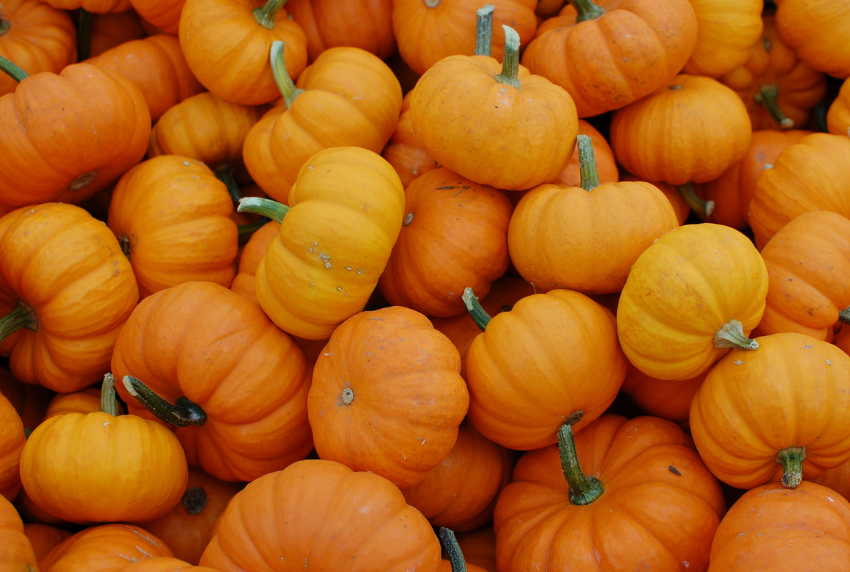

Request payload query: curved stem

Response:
[713,319,759,350]
[494,26,521,89]
[253,0,288,29]
[0,55,27,83]
[568,0,604,22]
[77,8,91,61]
[0,301,38,346]
[776,447,806,488]
[215,165,243,207]
[576,134,599,191]
[676,183,714,219]
[439,528,467,572]
[0,19,10,37]
[122,376,207,427]
[754,85,793,129]
[558,417,605,505]
[238,197,290,224]
[238,218,270,244]
[270,41,304,110]
[100,374,120,416]
[475,5,495,57]
[840,307,850,325]
[462,287,492,331]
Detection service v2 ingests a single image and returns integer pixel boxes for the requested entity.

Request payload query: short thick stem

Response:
[0,301,38,346]
[755,85,793,129]
[215,165,243,207]
[270,41,304,109]
[122,375,207,427]
[475,5,495,57]
[0,55,28,83]
[253,0,288,29]
[776,447,806,488]
[462,287,491,331]
[576,134,599,191]
[494,26,521,89]
[100,374,120,416]
[676,183,714,219]
[77,8,91,61]
[558,417,605,505]
[568,0,604,22]
[237,197,290,224]
[713,319,758,350]
[439,528,467,572]
[840,307,850,325]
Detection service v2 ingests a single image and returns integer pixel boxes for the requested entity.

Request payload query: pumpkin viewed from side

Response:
[382,93,439,188]
[0,494,39,572]
[620,363,707,426]
[0,367,53,431]
[44,386,125,419]
[39,524,173,572]
[23,523,71,562]
[774,0,850,79]
[130,0,186,34]
[828,77,850,137]
[41,0,131,12]
[88,10,145,56]
[682,0,763,78]
[229,220,280,305]
[555,119,618,187]
[288,0,395,61]
[0,391,24,501]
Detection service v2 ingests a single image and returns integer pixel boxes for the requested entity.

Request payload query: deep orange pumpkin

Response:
[129,0,185,34]
[288,0,395,61]
[774,0,850,79]
[23,523,71,563]
[620,363,707,426]
[40,524,173,572]
[382,96,439,188]
[453,527,497,572]
[0,494,39,572]
[89,10,145,57]
[828,77,850,137]
[0,367,54,431]
[0,391,24,501]
[42,0,131,12]
[229,220,279,305]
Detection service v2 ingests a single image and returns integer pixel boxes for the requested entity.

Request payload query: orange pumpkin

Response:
[620,363,706,426]
[40,524,173,572]
[14,486,65,527]
[24,523,71,563]
[42,0,131,12]
[555,119,618,187]
[453,527,496,572]
[774,0,850,79]
[620,175,691,225]
[682,0,763,78]
[0,494,39,572]
[0,391,24,501]
[814,458,850,502]
[287,0,395,61]
[382,95,439,188]
[44,386,125,419]
[438,528,489,572]
[828,77,850,137]
[0,367,54,431]
[89,10,145,57]
[130,0,185,34]
[837,326,850,356]
[99,557,220,572]
[229,220,280,304]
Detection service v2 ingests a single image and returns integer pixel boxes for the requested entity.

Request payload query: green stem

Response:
[576,134,599,191]
[0,19,10,37]
[438,528,467,572]
[252,0,288,29]
[77,8,91,61]
[839,307,850,325]
[814,100,828,133]
[238,218,270,244]
[270,41,304,110]
[754,85,793,129]
[776,447,805,488]
[676,183,715,220]
[475,5,495,57]
[0,55,27,83]
[237,197,290,224]
[122,375,206,427]
[494,26,521,89]
[462,287,491,331]
[558,416,605,505]
[214,165,243,207]
[100,374,120,416]
[713,319,759,350]
[568,0,605,22]
[23,427,31,439]
[0,301,37,346]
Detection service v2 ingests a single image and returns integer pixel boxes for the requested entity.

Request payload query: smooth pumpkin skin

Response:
[682,0,762,78]
[382,107,438,188]
[130,0,185,34]
[828,78,850,137]
[617,223,768,381]
[392,0,537,76]
[708,482,850,571]
[100,557,219,572]
[619,174,691,225]
[308,306,469,488]
[42,0,130,12]
[691,333,850,489]
[556,120,618,187]
[14,487,65,527]
[108,156,238,299]
[454,527,497,572]
[44,386,125,419]
[0,63,150,210]
[467,290,627,450]
[0,494,39,572]
[89,10,145,57]
[749,133,850,249]
[0,392,24,501]
[402,422,514,532]
[495,415,726,572]
[620,363,707,426]
[255,147,405,340]
[0,0,76,98]
[288,0,395,61]
[230,220,280,304]
[379,168,513,318]
[702,129,811,230]
[243,47,402,204]
[40,524,173,572]
[814,459,850,502]
[774,0,850,79]
[200,460,441,572]
[0,367,54,431]
[0,204,139,393]
[522,0,697,118]
[24,523,72,563]
[179,0,307,106]
[610,75,752,185]
[410,54,578,191]
[113,282,314,482]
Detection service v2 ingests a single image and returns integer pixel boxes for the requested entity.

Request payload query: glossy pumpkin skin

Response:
[392,0,537,76]
[691,334,850,489]
[379,168,513,317]
[556,120,618,187]
[0,392,24,501]
[0,0,76,98]
[749,133,850,248]
[40,524,173,572]
[828,78,850,137]
[89,10,145,57]
[774,0,850,79]
[255,147,405,340]
[230,220,280,304]
[617,223,768,381]
[0,204,139,393]
[495,415,726,571]
[522,0,698,118]
[200,460,441,572]
[382,107,438,188]
[0,367,53,430]
[620,363,707,426]
[288,0,394,61]
[113,282,313,482]
[179,0,307,106]
[42,0,131,12]
[130,0,186,34]
[243,47,402,203]
[610,75,752,185]
[708,482,850,571]
[44,386,125,419]
[467,290,627,450]
[108,156,238,299]
[308,306,468,488]
[0,494,38,572]
[682,0,763,78]
[0,64,150,210]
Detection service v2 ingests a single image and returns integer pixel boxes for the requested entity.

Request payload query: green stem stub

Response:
[253,0,287,29]
[0,55,28,83]
[558,417,605,505]
[270,41,304,109]
[439,528,467,572]
[754,84,793,129]
[77,8,91,61]
[214,164,243,207]
[494,25,521,89]
[576,134,599,191]
[238,197,290,224]
[100,374,120,416]
[462,287,492,331]
[568,0,605,23]
[0,300,38,346]
[475,5,495,57]
[713,319,759,350]
[776,447,806,488]
[122,375,207,427]
[839,307,850,325]
[676,183,715,220]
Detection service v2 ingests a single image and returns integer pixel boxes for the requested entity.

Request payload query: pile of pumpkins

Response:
[2,0,850,569]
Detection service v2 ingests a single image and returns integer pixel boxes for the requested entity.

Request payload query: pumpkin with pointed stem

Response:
[0,494,39,572]
[0,391,24,501]
[0,367,54,431]
[774,0,850,80]
[24,523,72,562]
[243,42,401,203]
[556,120,618,187]
[495,415,725,570]
[682,0,763,78]
[44,386,125,419]
[620,363,707,426]
[828,78,850,137]
[382,92,439,188]
[288,0,395,62]
[40,524,173,572]
[129,0,185,34]
[89,10,145,56]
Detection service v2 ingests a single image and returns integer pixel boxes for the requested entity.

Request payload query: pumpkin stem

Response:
[0,300,38,346]
[182,487,208,515]
[558,413,605,505]
[214,164,243,207]
[754,85,793,129]
[439,528,467,572]
[494,26,521,89]
[122,375,207,427]
[253,0,288,29]
[576,134,599,192]
[77,8,91,61]
[776,447,806,488]
[839,307,850,325]
[270,41,304,110]
[676,183,714,219]
[0,19,11,37]
[568,0,605,23]
[713,319,759,350]
[462,287,492,331]
[424,0,440,6]
[100,374,120,416]
[238,219,270,244]
[0,55,27,82]
[23,427,31,439]
[237,197,290,224]
[475,5,495,57]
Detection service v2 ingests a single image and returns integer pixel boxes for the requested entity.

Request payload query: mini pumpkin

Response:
[0,494,39,572]
[774,0,850,79]
[288,0,395,61]
[40,524,173,572]
[682,0,763,78]
[23,523,71,562]
[828,77,850,137]
[44,385,125,419]
[0,391,24,501]
[129,0,185,34]
[620,363,707,426]
[382,93,439,188]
